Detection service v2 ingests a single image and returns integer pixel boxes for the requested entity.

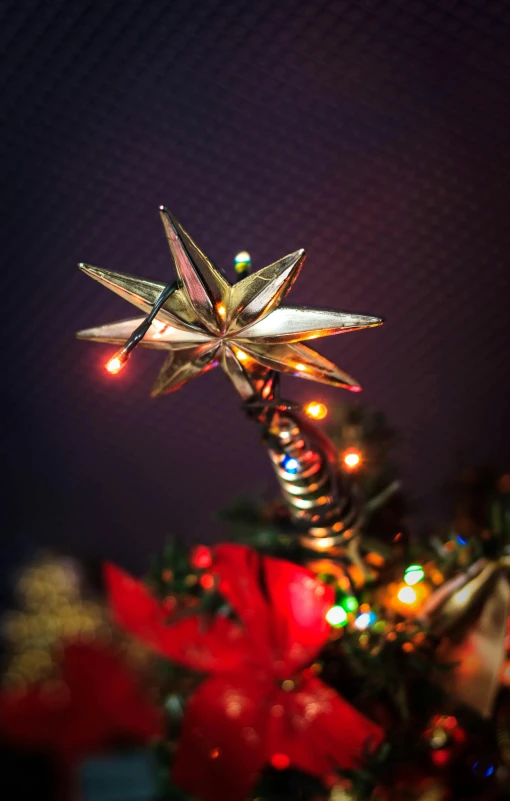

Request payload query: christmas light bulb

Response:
[342,595,359,612]
[472,761,494,778]
[105,350,128,375]
[397,586,417,605]
[404,564,425,586]
[271,753,290,770]
[191,545,212,569]
[199,573,214,590]
[342,448,361,469]
[354,611,376,630]
[325,605,347,627]
[304,401,328,420]
[234,251,251,274]
[281,455,299,474]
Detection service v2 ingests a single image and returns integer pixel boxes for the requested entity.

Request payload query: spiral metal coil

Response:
[265,409,363,551]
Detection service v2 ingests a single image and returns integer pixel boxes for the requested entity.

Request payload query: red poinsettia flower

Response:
[106,544,383,801]
[0,642,162,794]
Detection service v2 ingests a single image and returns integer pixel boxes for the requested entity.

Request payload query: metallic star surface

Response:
[77,208,383,399]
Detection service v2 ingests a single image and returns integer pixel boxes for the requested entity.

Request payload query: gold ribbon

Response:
[419,554,510,717]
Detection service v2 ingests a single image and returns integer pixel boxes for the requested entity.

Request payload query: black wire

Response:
[121,280,178,356]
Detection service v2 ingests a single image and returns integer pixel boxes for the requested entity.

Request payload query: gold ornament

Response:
[420,554,510,717]
[77,208,382,399]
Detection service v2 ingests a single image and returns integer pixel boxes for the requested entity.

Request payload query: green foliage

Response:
[142,405,510,801]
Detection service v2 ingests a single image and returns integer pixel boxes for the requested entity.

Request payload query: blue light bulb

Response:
[354,611,376,630]
[281,455,299,474]
[472,761,494,778]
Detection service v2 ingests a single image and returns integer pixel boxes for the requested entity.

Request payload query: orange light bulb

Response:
[305,401,328,420]
[397,585,417,605]
[105,357,123,374]
[342,448,361,469]
[105,351,128,375]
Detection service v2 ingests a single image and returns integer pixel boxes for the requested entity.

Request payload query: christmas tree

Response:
[9,209,509,800]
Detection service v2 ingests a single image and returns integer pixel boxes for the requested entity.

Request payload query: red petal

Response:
[268,677,383,776]
[171,671,383,801]
[105,563,248,672]
[211,546,273,665]
[0,643,162,765]
[0,686,68,750]
[262,556,334,674]
[212,545,333,674]
[60,643,162,748]
[172,672,268,801]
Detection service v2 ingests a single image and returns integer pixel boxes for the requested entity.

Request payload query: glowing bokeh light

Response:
[199,573,214,590]
[234,251,251,265]
[325,605,347,628]
[271,753,290,770]
[397,586,417,605]
[191,545,213,570]
[304,401,328,420]
[342,595,359,612]
[354,611,376,630]
[343,449,361,469]
[404,564,425,586]
[105,354,126,375]
[472,761,494,778]
[281,455,299,474]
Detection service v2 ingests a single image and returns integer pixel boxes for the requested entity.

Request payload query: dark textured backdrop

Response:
[2,0,510,570]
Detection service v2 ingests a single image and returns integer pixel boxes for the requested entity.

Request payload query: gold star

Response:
[77,208,382,399]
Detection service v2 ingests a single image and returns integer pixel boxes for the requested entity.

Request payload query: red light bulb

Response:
[105,350,129,375]
[200,573,214,590]
[271,753,290,770]
[191,545,213,569]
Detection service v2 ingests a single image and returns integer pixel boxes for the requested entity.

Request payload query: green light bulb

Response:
[342,595,359,612]
[404,564,425,586]
[325,605,347,628]
[234,251,251,274]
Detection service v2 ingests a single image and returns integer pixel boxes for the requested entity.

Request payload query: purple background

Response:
[3,0,510,571]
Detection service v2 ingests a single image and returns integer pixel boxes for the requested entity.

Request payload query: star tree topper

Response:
[77,208,382,399]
